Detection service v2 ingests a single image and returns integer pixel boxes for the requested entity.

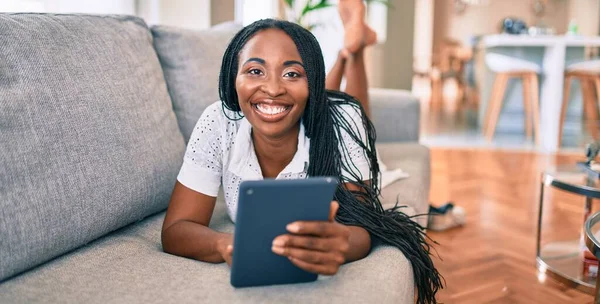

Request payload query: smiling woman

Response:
[235,29,309,142]
[160,19,442,304]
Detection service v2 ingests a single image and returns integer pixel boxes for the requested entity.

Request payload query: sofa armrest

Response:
[368,88,420,143]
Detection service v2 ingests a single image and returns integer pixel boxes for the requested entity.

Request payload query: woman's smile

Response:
[251,99,293,122]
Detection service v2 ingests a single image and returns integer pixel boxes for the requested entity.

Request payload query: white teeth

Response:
[256,104,288,115]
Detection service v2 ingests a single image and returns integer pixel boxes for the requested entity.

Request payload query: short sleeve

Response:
[177,103,224,197]
[337,105,371,182]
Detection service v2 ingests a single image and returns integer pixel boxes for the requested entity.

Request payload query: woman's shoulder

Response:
[197,101,243,126]
[191,101,241,139]
[326,91,363,118]
[330,101,363,124]
[199,101,239,120]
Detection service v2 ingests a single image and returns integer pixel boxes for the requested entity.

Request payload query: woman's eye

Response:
[248,69,263,75]
[284,71,300,78]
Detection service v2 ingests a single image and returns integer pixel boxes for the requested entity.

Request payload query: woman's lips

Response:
[251,103,292,122]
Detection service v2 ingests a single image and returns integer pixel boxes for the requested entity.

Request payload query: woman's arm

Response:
[341,181,372,262]
[161,181,233,264]
[344,225,371,262]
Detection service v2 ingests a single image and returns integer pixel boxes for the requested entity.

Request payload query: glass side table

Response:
[585,211,600,301]
[536,165,600,294]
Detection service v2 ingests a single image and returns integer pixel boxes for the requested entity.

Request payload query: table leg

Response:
[595,273,600,304]
[586,196,593,222]
[537,179,545,257]
[539,43,567,153]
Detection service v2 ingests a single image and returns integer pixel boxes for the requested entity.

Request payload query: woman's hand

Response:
[271,201,351,275]
[216,234,234,267]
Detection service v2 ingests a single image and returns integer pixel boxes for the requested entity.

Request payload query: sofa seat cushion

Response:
[0,13,185,280]
[377,143,430,227]
[0,203,414,304]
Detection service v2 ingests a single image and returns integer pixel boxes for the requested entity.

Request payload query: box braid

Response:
[218,19,442,304]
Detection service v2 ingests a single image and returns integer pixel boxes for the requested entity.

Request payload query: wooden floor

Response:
[427,148,595,303]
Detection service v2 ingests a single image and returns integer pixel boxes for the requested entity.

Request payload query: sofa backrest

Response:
[151,22,242,143]
[0,13,185,281]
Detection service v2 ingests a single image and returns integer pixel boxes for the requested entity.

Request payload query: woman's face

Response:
[235,28,309,139]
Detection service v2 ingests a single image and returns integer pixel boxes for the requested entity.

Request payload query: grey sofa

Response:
[0,14,429,303]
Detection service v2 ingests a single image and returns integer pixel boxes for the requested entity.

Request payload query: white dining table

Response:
[482,34,600,153]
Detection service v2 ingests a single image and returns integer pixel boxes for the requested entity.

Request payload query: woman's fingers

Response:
[273,235,330,251]
[288,256,341,276]
[287,221,350,238]
[272,246,345,265]
[274,210,350,276]
[223,245,233,267]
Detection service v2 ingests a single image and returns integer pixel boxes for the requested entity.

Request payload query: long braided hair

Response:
[218,19,442,304]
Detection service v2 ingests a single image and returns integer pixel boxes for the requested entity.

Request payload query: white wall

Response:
[159,0,211,30]
[413,0,434,73]
[239,0,277,25]
[0,0,135,14]
[0,0,213,31]
[45,0,135,14]
[0,0,45,12]
[136,0,161,25]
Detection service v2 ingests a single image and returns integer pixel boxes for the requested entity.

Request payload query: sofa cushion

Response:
[151,23,242,143]
[0,204,414,304]
[377,143,430,227]
[0,13,185,281]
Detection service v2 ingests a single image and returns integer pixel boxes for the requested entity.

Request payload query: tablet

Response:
[230,177,339,288]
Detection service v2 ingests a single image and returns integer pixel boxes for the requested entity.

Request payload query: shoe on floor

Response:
[427,204,466,231]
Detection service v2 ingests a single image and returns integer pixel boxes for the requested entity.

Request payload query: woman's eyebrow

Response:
[243,57,265,65]
[283,60,304,67]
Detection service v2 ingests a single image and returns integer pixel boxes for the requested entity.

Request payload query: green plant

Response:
[282,0,389,31]
[283,0,332,31]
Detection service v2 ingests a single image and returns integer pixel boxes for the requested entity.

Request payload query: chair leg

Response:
[522,74,532,139]
[594,76,600,139]
[486,73,509,140]
[530,73,541,146]
[582,78,600,140]
[484,75,496,136]
[430,71,443,111]
[484,73,504,135]
[558,74,572,148]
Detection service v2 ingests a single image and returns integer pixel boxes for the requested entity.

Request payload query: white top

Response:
[177,101,371,222]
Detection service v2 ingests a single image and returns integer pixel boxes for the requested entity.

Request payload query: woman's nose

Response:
[260,76,286,97]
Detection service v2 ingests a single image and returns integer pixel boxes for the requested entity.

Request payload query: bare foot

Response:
[340,25,376,60]
[338,0,366,53]
[340,48,352,59]
[364,24,377,46]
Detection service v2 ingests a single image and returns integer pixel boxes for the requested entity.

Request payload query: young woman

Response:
[161,18,441,304]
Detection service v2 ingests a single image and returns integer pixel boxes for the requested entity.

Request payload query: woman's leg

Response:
[338,0,365,54]
[325,51,348,91]
[343,48,370,118]
[335,0,377,117]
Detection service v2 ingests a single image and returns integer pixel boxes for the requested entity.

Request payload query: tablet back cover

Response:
[230,177,338,287]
